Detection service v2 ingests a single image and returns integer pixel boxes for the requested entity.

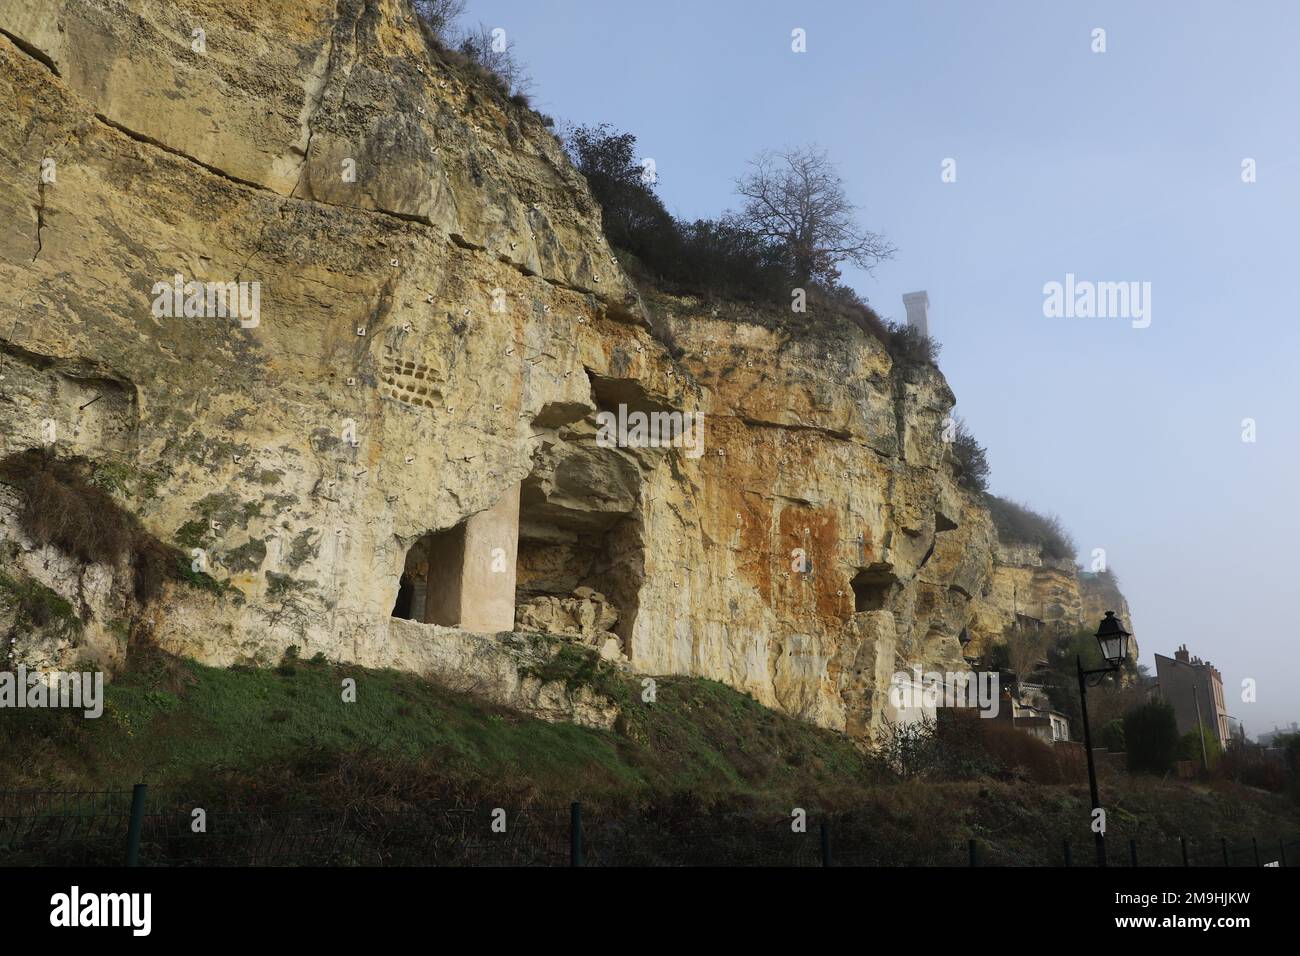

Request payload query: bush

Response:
[456,23,532,98]
[886,322,940,368]
[969,719,1072,784]
[0,448,187,606]
[1123,701,1180,775]
[873,712,1072,784]
[1216,747,1287,791]
[1283,733,1300,773]
[0,570,83,641]
[1176,725,1223,770]
[951,417,989,492]
[1102,718,1126,753]
[983,494,1077,561]
[564,124,922,361]
[0,449,137,565]
[412,0,465,39]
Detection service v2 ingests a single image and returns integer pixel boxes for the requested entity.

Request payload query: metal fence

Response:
[1,787,1297,867]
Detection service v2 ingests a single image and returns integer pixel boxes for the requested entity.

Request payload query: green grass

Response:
[2,652,661,795]
[0,641,876,809]
[3,647,1297,865]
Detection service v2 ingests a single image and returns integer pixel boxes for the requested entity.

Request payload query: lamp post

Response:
[1077,610,1132,867]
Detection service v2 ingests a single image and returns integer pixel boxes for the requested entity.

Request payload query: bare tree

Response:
[457,22,533,97]
[413,0,466,39]
[1006,621,1052,689]
[733,145,894,284]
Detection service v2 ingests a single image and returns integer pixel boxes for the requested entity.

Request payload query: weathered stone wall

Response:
[0,0,1129,742]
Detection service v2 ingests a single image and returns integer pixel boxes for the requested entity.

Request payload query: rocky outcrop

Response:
[965,542,1138,662]
[515,588,621,659]
[0,0,1128,743]
[1079,569,1136,656]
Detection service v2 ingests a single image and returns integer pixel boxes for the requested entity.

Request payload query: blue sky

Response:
[457,0,1300,734]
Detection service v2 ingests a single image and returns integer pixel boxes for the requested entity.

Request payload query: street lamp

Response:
[1077,610,1132,867]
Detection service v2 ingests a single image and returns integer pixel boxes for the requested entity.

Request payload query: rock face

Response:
[515,589,621,660]
[0,0,1129,743]
[965,542,1139,662]
[1079,569,1136,656]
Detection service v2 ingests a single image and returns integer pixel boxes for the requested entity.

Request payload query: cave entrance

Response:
[515,477,644,650]
[392,576,415,619]
[851,565,898,613]
[515,393,647,651]
[390,522,467,626]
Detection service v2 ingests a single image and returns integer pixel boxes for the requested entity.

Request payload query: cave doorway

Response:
[390,523,467,625]
[391,575,415,619]
[851,565,897,613]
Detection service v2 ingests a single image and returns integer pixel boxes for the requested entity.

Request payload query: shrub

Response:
[1282,733,1300,773]
[456,22,532,98]
[983,494,1077,561]
[1102,718,1126,753]
[875,717,941,779]
[0,449,137,565]
[873,712,1070,783]
[1215,747,1286,791]
[969,719,1070,784]
[0,449,188,606]
[412,0,465,39]
[1176,725,1223,770]
[886,322,940,368]
[1123,701,1180,775]
[951,417,989,493]
[564,123,919,361]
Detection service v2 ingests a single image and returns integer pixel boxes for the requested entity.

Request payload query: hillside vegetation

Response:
[3,645,1297,866]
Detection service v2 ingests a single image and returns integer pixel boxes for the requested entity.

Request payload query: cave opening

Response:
[515,385,649,651]
[515,471,644,650]
[851,565,897,613]
[390,522,467,625]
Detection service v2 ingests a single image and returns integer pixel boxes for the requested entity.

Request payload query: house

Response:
[999,684,1071,743]
[1154,645,1230,750]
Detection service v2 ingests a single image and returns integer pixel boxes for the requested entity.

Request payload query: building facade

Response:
[1154,645,1230,750]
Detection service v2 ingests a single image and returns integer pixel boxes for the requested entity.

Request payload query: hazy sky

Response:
[457,0,1300,734]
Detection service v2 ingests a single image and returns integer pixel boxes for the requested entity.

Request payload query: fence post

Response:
[125,783,147,867]
[1221,837,1230,867]
[569,802,583,867]
[1253,838,1260,867]
[1063,839,1071,867]
[1181,836,1189,867]
[1129,838,1138,867]
[820,821,832,868]
[968,838,978,867]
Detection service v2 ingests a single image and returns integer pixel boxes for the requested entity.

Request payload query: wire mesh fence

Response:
[1,789,1297,867]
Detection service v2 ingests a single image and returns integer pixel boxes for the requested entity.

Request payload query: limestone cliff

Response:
[966,542,1138,662]
[0,0,1127,743]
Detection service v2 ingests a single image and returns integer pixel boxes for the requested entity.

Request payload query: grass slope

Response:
[3,648,1298,865]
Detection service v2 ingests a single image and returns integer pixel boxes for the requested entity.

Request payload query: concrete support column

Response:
[458,482,520,633]
[422,482,520,632]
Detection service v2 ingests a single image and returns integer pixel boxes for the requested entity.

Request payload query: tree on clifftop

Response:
[413,0,465,38]
[564,124,679,259]
[733,145,895,285]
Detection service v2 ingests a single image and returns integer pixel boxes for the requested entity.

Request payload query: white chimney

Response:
[902,291,930,337]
